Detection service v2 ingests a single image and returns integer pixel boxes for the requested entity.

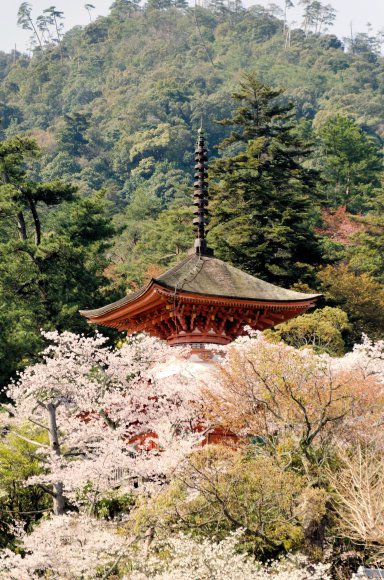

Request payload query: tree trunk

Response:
[47,403,61,456]
[28,16,43,50]
[4,164,27,241]
[46,402,65,516]
[16,211,27,241]
[54,16,64,63]
[27,196,41,245]
[143,527,155,558]
[52,481,65,516]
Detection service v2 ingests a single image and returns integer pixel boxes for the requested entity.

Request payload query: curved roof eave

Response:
[80,258,321,323]
[79,281,152,319]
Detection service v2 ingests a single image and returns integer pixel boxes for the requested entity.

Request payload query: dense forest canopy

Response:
[0,0,383,386]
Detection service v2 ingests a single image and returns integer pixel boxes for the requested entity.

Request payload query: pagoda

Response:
[80,129,320,345]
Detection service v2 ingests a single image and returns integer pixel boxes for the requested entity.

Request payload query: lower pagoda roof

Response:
[80,253,321,345]
[81,254,320,320]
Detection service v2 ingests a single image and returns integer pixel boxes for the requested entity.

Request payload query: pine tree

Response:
[209,73,321,285]
[57,113,90,158]
[0,138,115,389]
[17,2,43,50]
[0,137,75,245]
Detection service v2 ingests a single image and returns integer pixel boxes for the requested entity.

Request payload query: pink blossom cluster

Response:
[0,514,126,579]
[5,331,205,501]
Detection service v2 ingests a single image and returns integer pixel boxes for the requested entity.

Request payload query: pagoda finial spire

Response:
[193,127,213,256]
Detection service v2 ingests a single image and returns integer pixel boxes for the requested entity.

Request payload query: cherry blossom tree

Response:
[125,530,332,579]
[202,332,384,466]
[0,514,129,579]
[4,331,203,515]
[0,520,332,579]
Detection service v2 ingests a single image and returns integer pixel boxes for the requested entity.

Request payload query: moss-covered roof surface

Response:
[80,254,321,319]
[156,254,320,300]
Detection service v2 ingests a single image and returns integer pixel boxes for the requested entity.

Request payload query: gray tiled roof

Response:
[80,254,321,319]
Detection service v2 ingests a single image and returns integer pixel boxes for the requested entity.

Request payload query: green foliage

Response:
[0,425,51,549]
[134,445,329,558]
[5,1,383,207]
[94,492,135,520]
[0,136,117,389]
[110,205,193,289]
[315,116,382,212]
[0,136,76,244]
[267,306,351,356]
[209,74,322,285]
[347,191,384,284]
[317,265,384,344]
[76,481,135,519]
[57,112,90,157]
[17,2,43,51]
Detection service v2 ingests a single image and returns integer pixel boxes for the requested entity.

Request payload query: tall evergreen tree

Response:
[17,2,43,50]
[209,74,322,285]
[57,113,90,158]
[0,137,115,390]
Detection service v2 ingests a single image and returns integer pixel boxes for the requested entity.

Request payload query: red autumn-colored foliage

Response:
[317,206,363,245]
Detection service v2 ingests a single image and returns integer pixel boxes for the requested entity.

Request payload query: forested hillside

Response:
[1,0,384,385]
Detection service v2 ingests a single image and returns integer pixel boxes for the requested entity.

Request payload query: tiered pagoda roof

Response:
[80,129,321,346]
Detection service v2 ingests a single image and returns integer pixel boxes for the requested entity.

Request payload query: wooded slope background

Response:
[0,0,384,387]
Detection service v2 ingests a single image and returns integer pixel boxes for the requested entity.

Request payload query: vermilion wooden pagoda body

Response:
[80,129,320,345]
